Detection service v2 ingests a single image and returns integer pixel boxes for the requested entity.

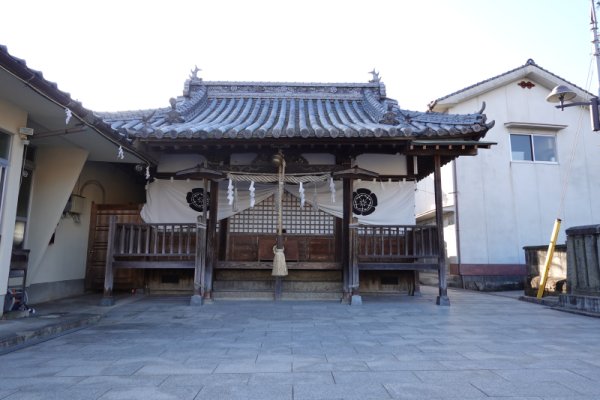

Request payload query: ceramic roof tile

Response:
[432,59,593,106]
[99,78,493,140]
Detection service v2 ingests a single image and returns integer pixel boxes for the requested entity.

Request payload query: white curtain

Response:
[285,180,415,225]
[141,178,415,225]
[140,179,276,223]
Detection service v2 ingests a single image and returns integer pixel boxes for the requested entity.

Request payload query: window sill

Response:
[510,160,559,165]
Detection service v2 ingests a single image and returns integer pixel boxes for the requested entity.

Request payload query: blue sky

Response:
[0,0,593,111]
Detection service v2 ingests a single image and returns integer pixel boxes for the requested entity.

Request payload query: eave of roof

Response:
[100,77,494,141]
[429,59,594,113]
[0,44,155,165]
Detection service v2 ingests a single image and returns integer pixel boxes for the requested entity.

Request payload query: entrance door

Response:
[85,203,143,291]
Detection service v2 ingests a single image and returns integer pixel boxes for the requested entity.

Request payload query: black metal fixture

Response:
[546,0,600,132]
[546,85,600,131]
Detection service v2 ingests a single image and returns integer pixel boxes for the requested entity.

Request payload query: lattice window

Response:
[229,192,334,235]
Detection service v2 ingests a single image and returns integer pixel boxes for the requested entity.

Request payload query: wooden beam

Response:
[114,261,195,269]
[405,149,478,157]
[216,261,341,270]
[358,263,438,271]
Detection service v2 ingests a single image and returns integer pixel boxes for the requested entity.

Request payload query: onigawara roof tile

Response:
[99,75,493,141]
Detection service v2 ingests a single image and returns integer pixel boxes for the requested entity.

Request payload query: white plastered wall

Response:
[445,80,600,265]
[25,147,88,286]
[25,159,146,301]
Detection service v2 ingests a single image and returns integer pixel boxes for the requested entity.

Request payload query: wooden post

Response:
[191,215,207,306]
[205,179,219,300]
[100,215,117,306]
[413,270,421,296]
[273,178,285,301]
[349,217,362,305]
[342,177,353,302]
[434,155,450,306]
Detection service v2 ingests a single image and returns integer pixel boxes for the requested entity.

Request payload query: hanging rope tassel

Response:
[272,246,287,277]
[272,152,288,277]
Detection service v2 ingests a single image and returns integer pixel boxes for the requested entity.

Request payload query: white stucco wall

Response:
[441,80,600,265]
[77,162,146,204]
[26,147,89,285]
[27,159,146,289]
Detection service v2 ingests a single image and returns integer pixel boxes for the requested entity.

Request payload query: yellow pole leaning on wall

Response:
[536,219,562,299]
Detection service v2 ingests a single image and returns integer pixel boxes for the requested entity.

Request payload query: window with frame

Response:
[510,134,557,162]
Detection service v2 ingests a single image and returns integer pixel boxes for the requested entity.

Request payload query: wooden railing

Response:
[112,222,198,259]
[352,224,439,271]
[101,219,440,302]
[102,217,203,302]
[356,225,438,261]
[109,222,437,264]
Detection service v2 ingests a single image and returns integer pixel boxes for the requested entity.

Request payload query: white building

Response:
[416,59,600,290]
[0,45,149,316]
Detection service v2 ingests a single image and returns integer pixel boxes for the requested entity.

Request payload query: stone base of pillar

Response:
[99,296,115,307]
[190,294,204,306]
[436,295,450,306]
[350,295,363,306]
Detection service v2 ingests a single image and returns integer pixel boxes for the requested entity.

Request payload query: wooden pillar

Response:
[341,177,353,301]
[434,155,450,306]
[413,271,421,296]
[191,215,207,305]
[349,218,360,294]
[204,179,219,300]
[100,215,117,306]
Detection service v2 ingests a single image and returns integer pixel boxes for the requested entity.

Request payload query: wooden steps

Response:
[212,269,343,301]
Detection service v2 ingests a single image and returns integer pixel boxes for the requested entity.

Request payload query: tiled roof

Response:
[0,44,152,163]
[431,59,593,108]
[99,77,493,140]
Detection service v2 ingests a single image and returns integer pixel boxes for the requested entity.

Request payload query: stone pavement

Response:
[1,287,600,400]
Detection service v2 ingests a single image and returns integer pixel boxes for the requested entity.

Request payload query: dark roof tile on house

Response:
[99,76,493,140]
[0,44,152,163]
[430,59,593,110]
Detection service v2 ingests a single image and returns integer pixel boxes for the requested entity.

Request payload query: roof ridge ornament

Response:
[140,111,156,136]
[190,65,202,81]
[379,103,400,125]
[369,69,381,83]
[166,98,185,123]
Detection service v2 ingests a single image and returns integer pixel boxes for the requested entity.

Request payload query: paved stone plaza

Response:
[1,287,600,399]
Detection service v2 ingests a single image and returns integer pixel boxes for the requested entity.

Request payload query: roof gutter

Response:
[0,48,156,166]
